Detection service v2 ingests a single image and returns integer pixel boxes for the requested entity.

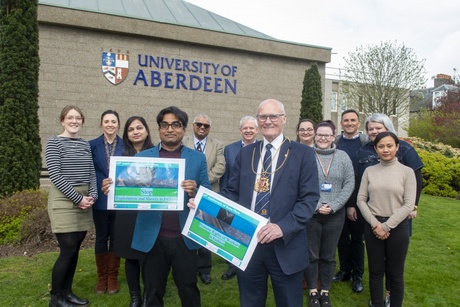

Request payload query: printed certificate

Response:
[107,156,185,210]
[182,187,268,271]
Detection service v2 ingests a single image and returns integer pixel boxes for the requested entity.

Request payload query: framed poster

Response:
[107,156,185,210]
[182,187,268,271]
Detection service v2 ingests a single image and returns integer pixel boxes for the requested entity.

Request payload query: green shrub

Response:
[0,189,49,245]
[417,150,460,198]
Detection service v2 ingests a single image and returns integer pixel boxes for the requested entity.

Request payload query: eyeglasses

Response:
[65,116,83,121]
[194,122,210,129]
[315,134,334,139]
[159,121,183,130]
[256,114,285,122]
[299,128,314,133]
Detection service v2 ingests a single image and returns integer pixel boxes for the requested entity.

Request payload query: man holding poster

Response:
[131,106,211,307]
[221,99,320,307]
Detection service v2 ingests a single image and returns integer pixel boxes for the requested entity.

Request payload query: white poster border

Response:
[107,156,185,210]
[182,186,268,271]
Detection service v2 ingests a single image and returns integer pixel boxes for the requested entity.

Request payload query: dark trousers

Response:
[196,247,212,274]
[141,237,200,307]
[364,219,409,307]
[305,209,345,290]
[93,209,117,254]
[336,207,365,277]
[125,258,142,293]
[52,231,87,294]
[236,242,303,307]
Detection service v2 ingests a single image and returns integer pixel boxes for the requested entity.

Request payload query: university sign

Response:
[102,51,238,94]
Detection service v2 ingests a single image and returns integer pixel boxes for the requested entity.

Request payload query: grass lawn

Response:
[0,194,458,306]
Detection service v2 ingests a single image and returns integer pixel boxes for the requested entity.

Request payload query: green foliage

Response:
[0,189,49,245]
[404,136,460,158]
[417,150,460,198]
[0,0,42,195]
[299,62,323,123]
[409,88,460,149]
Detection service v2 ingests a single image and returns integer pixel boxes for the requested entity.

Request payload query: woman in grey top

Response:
[306,121,354,307]
[45,105,97,307]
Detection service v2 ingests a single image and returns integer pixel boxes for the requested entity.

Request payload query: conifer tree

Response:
[0,0,41,195]
[300,62,323,123]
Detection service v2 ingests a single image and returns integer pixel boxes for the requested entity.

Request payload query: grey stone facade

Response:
[38,4,331,169]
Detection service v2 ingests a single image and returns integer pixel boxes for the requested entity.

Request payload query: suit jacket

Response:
[131,145,211,253]
[219,140,259,190]
[89,134,124,210]
[221,138,320,275]
[184,136,225,192]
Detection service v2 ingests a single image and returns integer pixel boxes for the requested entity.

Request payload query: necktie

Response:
[196,142,202,152]
[255,144,272,217]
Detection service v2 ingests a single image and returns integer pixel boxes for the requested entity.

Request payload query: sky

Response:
[187,0,460,88]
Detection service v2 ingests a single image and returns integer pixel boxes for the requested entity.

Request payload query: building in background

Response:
[37,0,331,187]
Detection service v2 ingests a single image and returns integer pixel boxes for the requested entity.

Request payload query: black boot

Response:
[62,290,89,306]
[129,291,143,307]
[49,293,77,307]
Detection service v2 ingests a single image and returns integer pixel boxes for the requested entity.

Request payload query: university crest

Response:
[102,52,129,85]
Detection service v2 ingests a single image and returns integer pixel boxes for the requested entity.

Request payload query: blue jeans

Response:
[305,208,345,290]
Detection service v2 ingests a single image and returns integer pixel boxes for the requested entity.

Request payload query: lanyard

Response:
[315,151,335,182]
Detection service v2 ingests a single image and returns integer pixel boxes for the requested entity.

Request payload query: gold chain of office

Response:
[252,139,290,193]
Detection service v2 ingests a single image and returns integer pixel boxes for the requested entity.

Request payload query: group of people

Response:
[45,100,422,307]
[296,110,423,307]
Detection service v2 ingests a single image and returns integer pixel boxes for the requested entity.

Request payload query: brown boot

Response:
[107,253,120,294]
[95,253,108,294]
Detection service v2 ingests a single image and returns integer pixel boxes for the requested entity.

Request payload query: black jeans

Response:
[364,219,409,307]
[93,209,117,254]
[140,237,200,307]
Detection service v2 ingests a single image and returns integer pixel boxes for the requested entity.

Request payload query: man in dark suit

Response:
[219,115,258,280]
[219,115,259,191]
[221,99,320,307]
[131,106,211,307]
[184,114,225,284]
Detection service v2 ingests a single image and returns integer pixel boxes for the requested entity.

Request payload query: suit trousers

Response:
[236,241,303,307]
[140,237,200,307]
[336,207,365,277]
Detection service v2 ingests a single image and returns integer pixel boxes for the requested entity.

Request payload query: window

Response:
[331,91,337,112]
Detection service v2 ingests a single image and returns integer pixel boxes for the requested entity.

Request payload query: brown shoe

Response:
[107,253,120,294]
[95,253,108,294]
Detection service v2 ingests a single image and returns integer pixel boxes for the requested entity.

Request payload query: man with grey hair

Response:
[184,113,225,285]
[218,115,259,280]
[220,98,320,307]
[220,115,259,191]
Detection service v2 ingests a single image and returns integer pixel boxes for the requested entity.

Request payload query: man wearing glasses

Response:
[130,106,211,307]
[220,99,320,307]
[185,114,226,285]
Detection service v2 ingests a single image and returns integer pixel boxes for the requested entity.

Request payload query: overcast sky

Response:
[187,0,460,88]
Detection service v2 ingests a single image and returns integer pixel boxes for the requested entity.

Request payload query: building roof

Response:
[38,0,274,40]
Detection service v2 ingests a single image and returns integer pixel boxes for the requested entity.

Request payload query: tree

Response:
[299,62,323,123]
[0,0,41,195]
[343,40,426,115]
[409,86,460,148]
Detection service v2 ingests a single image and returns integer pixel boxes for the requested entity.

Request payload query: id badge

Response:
[320,182,332,192]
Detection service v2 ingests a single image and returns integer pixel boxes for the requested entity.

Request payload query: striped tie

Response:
[255,144,272,217]
[196,142,203,152]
